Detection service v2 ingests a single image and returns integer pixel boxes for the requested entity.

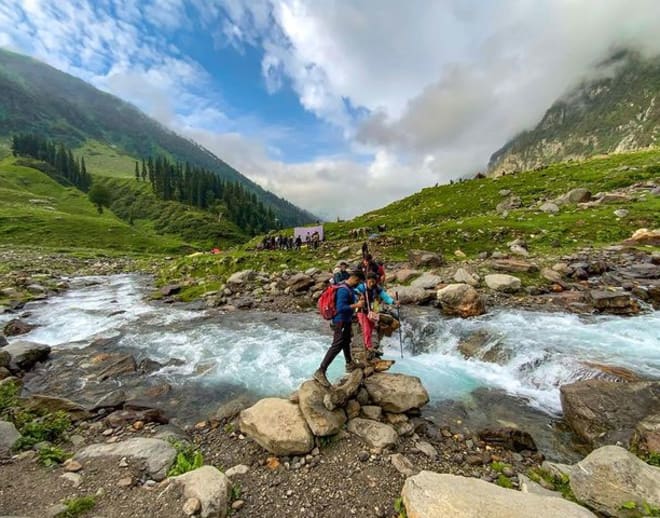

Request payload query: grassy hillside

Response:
[160,148,660,298]
[76,140,136,178]
[0,158,187,253]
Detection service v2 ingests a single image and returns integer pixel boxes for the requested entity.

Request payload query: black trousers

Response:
[319,320,352,372]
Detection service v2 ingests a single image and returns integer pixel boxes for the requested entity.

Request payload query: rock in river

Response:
[3,341,50,371]
[436,284,486,318]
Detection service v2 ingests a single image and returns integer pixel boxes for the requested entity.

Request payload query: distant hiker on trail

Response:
[333,261,350,285]
[355,272,398,356]
[361,242,369,258]
[314,271,364,388]
[295,236,302,250]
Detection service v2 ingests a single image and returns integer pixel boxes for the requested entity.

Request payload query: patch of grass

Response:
[14,411,72,450]
[231,483,241,501]
[496,474,513,489]
[223,422,234,434]
[318,434,340,449]
[645,451,660,467]
[38,445,72,467]
[57,496,96,518]
[75,140,137,178]
[393,497,407,518]
[527,467,576,502]
[0,379,20,417]
[167,440,204,477]
[490,461,511,473]
[620,500,660,517]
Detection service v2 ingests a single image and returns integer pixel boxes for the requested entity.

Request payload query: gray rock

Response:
[390,453,415,476]
[0,420,21,452]
[614,209,629,218]
[171,466,231,518]
[541,461,573,480]
[402,471,596,518]
[3,341,50,371]
[287,273,314,293]
[0,334,7,347]
[388,285,434,305]
[510,244,529,257]
[239,398,313,455]
[227,270,255,285]
[557,188,591,205]
[21,395,91,422]
[364,373,429,413]
[360,405,383,421]
[91,389,127,411]
[453,268,479,287]
[570,446,660,517]
[74,438,176,481]
[518,474,560,498]
[496,196,522,214]
[3,319,35,337]
[298,380,347,436]
[560,380,660,448]
[485,274,521,292]
[408,250,444,268]
[60,472,82,488]
[347,418,398,449]
[410,273,443,290]
[540,202,560,214]
[323,369,364,410]
[415,441,438,459]
[97,354,137,381]
[541,268,564,284]
[225,464,250,478]
[436,284,486,318]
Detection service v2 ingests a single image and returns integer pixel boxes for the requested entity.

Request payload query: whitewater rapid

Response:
[2,274,659,415]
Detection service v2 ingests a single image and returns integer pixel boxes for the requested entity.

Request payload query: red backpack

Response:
[318,283,348,320]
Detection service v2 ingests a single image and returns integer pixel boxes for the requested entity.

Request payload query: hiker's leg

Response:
[319,322,346,372]
[357,313,372,350]
[340,322,353,363]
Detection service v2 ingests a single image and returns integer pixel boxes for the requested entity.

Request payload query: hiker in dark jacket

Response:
[333,261,350,284]
[314,271,364,387]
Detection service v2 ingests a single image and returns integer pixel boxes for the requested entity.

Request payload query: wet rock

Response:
[560,380,660,448]
[105,408,169,427]
[436,284,486,318]
[478,427,537,452]
[171,466,231,518]
[411,273,443,290]
[97,354,137,381]
[581,362,641,382]
[0,334,7,347]
[160,284,181,296]
[74,438,176,481]
[347,418,398,449]
[0,350,9,369]
[138,358,164,374]
[453,268,479,287]
[402,472,596,518]
[490,259,538,273]
[298,380,347,436]
[571,446,660,517]
[0,420,21,452]
[239,398,314,455]
[3,341,50,371]
[408,250,444,268]
[485,274,521,292]
[3,319,34,337]
[590,290,640,315]
[631,414,660,456]
[364,373,429,413]
[21,395,91,422]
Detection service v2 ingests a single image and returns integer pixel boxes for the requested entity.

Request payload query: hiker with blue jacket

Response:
[314,270,364,388]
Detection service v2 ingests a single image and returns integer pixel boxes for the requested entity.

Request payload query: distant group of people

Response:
[314,244,399,388]
[259,230,322,251]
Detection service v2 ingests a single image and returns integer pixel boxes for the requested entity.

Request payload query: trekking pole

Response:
[396,291,403,358]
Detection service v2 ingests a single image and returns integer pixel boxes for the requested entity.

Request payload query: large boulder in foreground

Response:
[74,438,176,481]
[364,373,429,413]
[3,341,50,371]
[402,471,596,518]
[570,446,660,517]
[239,398,313,455]
[560,380,660,448]
[298,380,346,436]
[170,466,231,518]
[347,418,398,449]
[436,284,486,318]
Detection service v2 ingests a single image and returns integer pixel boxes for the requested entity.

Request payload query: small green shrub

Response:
[38,445,72,467]
[646,452,660,467]
[496,474,513,489]
[393,497,407,518]
[527,468,576,502]
[490,461,511,473]
[0,380,20,417]
[231,483,241,501]
[15,411,71,450]
[167,440,204,477]
[57,496,96,518]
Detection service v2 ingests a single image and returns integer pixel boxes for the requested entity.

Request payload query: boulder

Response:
[287,273,314,293]
[517,474,561,498]
[159,284,181,296]
[389,285,434,305]
[21,395,91,422]
[623,228,660,246]
[0,334,7,347]
[557,188,591,205]
[97,354,137,381]
[490,259,538,273]
[0,420,21,452]
[485,274,521,292]
[227,270,255,285]
[496,196,523,214]
[74,438,176,481]
[298,381,347,436]
[590,290,640,315]
[347,418,398,449]
[364,373,429,413]
[345,400,360,419]
[540,202,560,214]
[394,269,421,283]
[457,331,492,359]
[411,273,443,290]
[570,446,660,517]
[170,466,231,518]
[323,369,364,410]
[402,472,596,518]
[560,380,660,448]
[3,341,50,371]
[0,350,9,369]
[3,319,34,337]
[541,268,564,284]
[390,453,415,476]
[91,390,127,411]
[631,414,660,456]
[408,250,444,268]
[453,268,479,287]
[238,398,313,455]
[360,405,383,421]
[510,244,529,257]
[436,284,486,318]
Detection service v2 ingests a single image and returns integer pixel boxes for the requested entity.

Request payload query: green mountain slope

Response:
[0,158,188,253]
[0,48,315,227]
[488,52,660,176]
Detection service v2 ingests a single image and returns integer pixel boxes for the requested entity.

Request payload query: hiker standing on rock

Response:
[355,272,398,357]
[314,271,364,387]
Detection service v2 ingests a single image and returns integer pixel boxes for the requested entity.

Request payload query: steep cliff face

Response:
[488,53,660,176]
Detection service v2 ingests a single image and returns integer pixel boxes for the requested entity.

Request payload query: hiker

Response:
[333,261,350,284]
[313,271,365,387]
[295,235,302,250]
[361,242,369,258]
[359,253,380,279]
[354,272,398,355]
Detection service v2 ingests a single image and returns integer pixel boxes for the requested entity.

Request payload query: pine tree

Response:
[135,161,140,181]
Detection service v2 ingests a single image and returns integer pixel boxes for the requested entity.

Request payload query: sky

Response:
[1,0,660,219]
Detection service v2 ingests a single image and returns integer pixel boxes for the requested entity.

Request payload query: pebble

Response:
[46,503,68,517]
[225,464,250,477]
[63,459,82,472]
[119,457,129,468]
[132,420,144,431]
[60,472,82,488]
[183,497,201,516]
[102,428,114,436]
[231,500,245,510]
[117,476,133,488]
[357,451,370,462]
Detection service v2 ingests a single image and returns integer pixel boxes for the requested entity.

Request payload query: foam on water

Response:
[6,274,659,415]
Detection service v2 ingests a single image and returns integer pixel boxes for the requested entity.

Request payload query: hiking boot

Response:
[345,361,359,372]
[373,349,384,359]
[313,369,331,388]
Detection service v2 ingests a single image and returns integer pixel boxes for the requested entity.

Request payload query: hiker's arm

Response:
[379,288,395,305]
